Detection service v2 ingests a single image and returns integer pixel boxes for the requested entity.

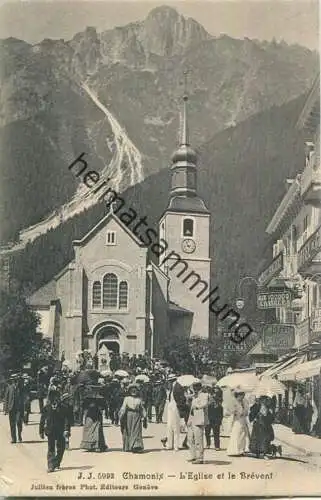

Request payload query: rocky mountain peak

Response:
[140,5,211,57]
[145,5,180,22]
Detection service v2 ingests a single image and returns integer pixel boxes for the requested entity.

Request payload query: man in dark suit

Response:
[153,379,167,424]
[205,385,223,450]
[37,366,50,413]
[4,374,24,443]
[22,373,32,424]
[39,389,72,473]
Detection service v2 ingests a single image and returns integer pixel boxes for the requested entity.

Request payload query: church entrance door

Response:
[98,339,120,354]
[96,325,121,354]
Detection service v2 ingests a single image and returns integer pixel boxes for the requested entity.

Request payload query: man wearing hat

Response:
[153,376,167,424]
[37,366,50,414]
[22,373,32,425]
[39,389,72,472]
[205,385,223,450]
[4,373,24,443]
[187,380,209,464]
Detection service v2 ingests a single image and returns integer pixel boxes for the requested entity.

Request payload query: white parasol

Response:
[217,372,258,392]
[135,374,150,383]
[177,374,198,387]
[254,377,286,397]
[114,369,129,378]
[62,359,72,369]
[201,375,217,387]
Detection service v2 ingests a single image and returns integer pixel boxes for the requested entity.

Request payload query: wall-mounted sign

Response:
[258,253,284,287]
[257,290,292,309]
[298,226,321,271]
[262,324,295,352]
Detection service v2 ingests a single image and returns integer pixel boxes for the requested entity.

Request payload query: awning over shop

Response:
[260,353,306,379]
[279,357,321,382]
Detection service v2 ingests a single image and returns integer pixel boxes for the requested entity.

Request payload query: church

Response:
[28,94,211,366]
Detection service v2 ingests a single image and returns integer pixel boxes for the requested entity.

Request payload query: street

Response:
[1,403,321,497]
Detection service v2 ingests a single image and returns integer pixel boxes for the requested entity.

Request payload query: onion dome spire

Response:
[166,85,209,214]
[171,93,197,165]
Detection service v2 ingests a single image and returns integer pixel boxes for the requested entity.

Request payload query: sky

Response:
[0,0,319,50]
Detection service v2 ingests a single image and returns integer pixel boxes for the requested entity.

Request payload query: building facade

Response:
[256,75,320,355]
[253,76,321,423]
[27,95,211,366]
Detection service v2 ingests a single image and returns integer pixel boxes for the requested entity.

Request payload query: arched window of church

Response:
[92,281,102,308]
[183,218,194,237]
[103,273,118,308]
[119,281,128,309]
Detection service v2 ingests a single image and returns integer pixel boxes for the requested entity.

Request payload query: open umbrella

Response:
[62,359,72,370]
[114,369,129,378]
[177,374,198,387]
[135,374,150,383]
[201,375,217,387]
[254,377,286,397]
[217,372,258,392]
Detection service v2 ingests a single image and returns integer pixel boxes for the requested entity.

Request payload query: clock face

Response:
[182,238,196,254]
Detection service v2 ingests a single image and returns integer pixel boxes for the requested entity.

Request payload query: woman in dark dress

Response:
[119,384,147,453]
[292,387,306,434]
[80,392,107,452]
[249,396,274,459]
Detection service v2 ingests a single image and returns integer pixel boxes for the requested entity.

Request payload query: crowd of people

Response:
[2,355,283,473]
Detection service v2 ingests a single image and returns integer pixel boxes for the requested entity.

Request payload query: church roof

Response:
[166,195,209,214]
[73,211,146,248]
[247,341,265,356]
[27,280,57,307]
[148,261,170,281]
[168,301,193,315]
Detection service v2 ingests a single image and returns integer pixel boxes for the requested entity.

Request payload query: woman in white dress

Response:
[161,376,181,451]
[227,391,250,456]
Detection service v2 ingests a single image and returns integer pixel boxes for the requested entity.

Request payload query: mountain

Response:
[0,5,318,243]
[9,94,307,311]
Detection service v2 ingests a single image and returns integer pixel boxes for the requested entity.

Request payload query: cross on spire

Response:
[180,69,191,146]
[183,69,189,98]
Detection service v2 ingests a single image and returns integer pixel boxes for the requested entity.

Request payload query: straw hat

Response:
[128,383,140,396]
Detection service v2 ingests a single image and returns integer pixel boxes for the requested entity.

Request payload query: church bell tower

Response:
[159,90,211,338]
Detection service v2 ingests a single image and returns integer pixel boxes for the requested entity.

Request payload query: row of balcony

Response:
[258,224,321,285]
[301,150,321,207]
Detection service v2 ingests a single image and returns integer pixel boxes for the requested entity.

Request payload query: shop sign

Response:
[258,253,283,287]
[257,290,292,309]
[262,324,295,352]
[221,334,248,350]
[298,226,321,271]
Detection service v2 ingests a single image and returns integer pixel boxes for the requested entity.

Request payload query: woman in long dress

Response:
[80,394,107,452]
[249,396,274,458]
[119,384,147,453]
[292,387,307,434]
[162,377,181,451]
[227,391,249,456]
